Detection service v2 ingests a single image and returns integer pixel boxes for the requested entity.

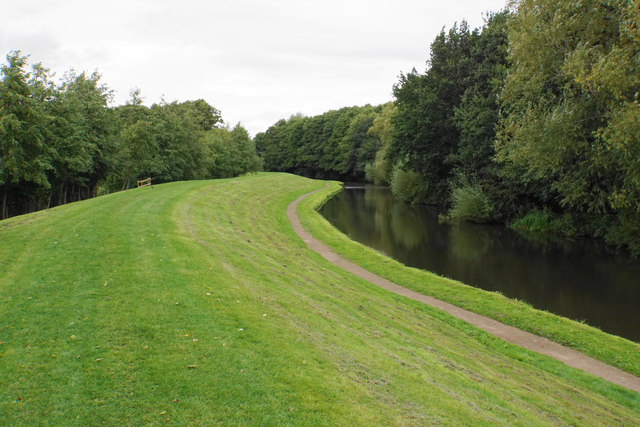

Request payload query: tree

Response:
[365,103,395,184]
[453,11,509,182]
[256,105,384,181]
[496,0,640,251]
[0,51,51,218]
[340,111,378,180]
[0,51,256,217]
[390,22,476,203]
[229,124,261,175]
[48,70,115,203]
[184,99,222,131]
[254,119,292,172]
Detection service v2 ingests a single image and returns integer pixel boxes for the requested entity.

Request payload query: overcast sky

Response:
[1,0,507,136]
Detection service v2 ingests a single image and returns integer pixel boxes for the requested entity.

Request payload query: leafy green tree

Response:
[254,119,292,172]
[366,103,396,185]
[120,119,159,189]
[229,124,261,175]
[203,128,234,178]
[391,22,476,203]
[183,99,222,131]
[109,93,155,190]
[256,105,384,181]
[201,124,260,179]
[0,51,51,218]
[323,108,361,177]
[0,51,258,217]
[453,12,509,182]
[339,111,378,180]
[496,0,640,251]
[151,101,203,182]
[48,71,115,202]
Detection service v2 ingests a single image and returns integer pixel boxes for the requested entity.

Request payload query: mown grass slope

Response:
[1,173,639,425]
[300,182,640,378]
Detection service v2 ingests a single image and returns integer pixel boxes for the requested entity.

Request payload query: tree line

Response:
[0,51,261,219]
[254,104,391,182]
[256,0,640,254]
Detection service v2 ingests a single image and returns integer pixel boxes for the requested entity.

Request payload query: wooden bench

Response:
[137,177,152,188]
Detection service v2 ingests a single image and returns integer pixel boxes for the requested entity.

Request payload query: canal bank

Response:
[289,184,640,393]
[320,186,640,343]
[294,180,640,379]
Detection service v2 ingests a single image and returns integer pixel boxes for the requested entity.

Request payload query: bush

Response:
[448,182,494,223]
[510,210,575,234]
[605,210,640,256]
[364,162,376,183]
[390,165,425,204]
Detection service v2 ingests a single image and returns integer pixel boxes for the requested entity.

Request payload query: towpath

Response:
[287,186,640,394]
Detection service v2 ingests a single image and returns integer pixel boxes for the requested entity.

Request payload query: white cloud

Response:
[1,0,508,135]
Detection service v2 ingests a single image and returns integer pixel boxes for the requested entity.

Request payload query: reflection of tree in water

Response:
[389,203,426,249]
[449,222,492,263]
[511,229,577,255]
[363,187,392,209]
[364,188,395,233]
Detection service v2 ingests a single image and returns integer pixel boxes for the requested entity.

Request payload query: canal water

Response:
[319,186,640,342]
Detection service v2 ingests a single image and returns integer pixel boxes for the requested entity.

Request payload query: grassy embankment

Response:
[300,181,640,378]
[0,173,639,425]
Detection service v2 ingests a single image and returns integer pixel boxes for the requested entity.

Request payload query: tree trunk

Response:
[2,183,8,220]
[58,183,64,206]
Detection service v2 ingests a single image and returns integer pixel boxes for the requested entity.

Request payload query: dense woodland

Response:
[0,52,260,219]
[256,0,640,254]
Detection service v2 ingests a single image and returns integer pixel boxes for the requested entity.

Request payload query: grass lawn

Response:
[1,173,639,425]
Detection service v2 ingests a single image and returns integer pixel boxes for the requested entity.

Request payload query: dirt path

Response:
[287,186,640,394]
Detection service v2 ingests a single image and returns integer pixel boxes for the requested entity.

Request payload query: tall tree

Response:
[255,105,384,181]
[391,22,476,203]
[229,123,261,175]
[496,0,640,250]
[340,111,378,180]
[366,102,396,184]
[452,11,509,182]
[48,71,114,203]
[0,51,51,218]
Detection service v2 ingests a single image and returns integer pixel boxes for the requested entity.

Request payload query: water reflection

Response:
[320,186,640,342]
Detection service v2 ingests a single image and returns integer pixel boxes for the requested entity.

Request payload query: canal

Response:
[319,186,640,342]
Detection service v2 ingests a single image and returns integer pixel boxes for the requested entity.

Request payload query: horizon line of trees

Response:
[0,51,261,219]
[254,104,391,182]
[257,0,640,255]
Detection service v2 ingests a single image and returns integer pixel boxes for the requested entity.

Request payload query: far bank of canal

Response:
[319,186,640,343]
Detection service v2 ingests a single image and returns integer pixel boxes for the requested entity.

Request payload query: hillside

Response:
[0,173,638,424]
